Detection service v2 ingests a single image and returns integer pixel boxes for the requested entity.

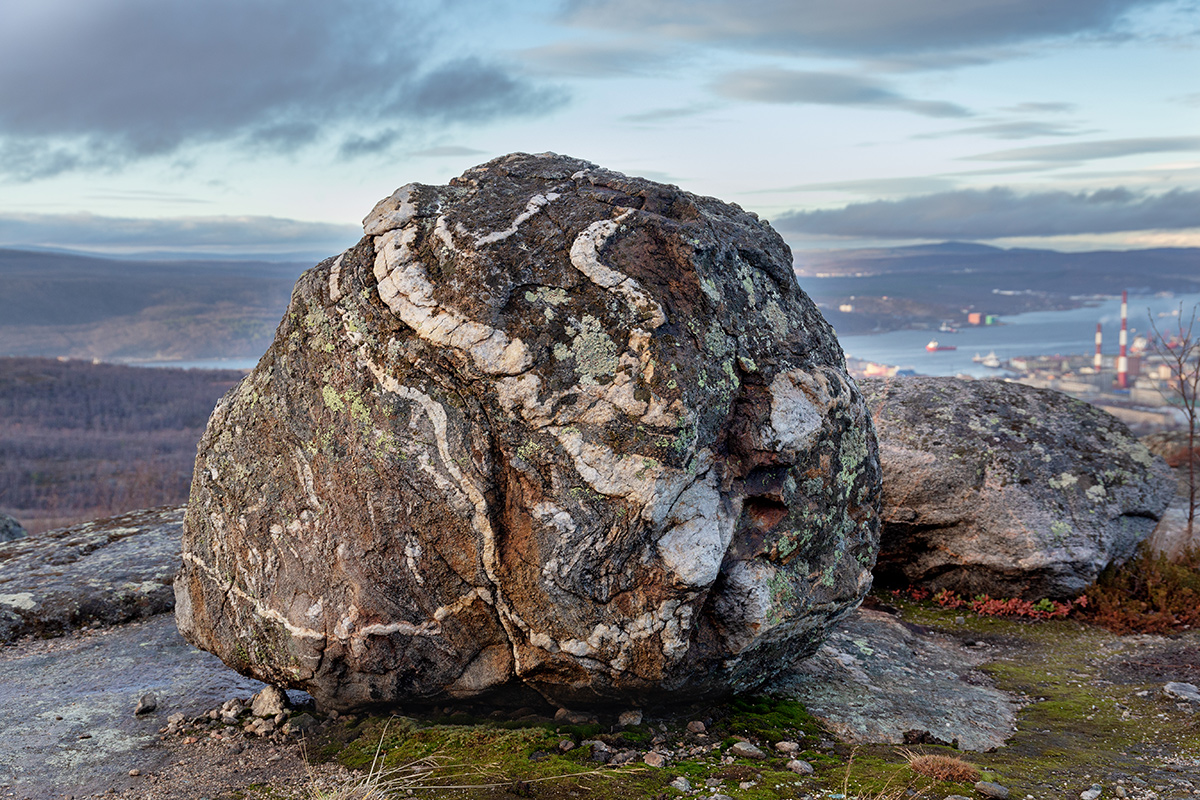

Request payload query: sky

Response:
[0,0,1197,261]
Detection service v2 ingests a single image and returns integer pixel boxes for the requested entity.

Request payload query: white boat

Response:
[972,352,983,363]
[981,351,1001,368]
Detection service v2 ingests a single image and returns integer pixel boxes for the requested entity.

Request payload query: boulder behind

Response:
[863,377,1174,599]
[175,153,881,710]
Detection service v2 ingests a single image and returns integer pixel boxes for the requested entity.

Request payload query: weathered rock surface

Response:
[768,606,1018,751]
[176,152,881,710]
[0,506,182,642]
[863,377,1174,599]
[0,511,26,543]
[0,615,286,799]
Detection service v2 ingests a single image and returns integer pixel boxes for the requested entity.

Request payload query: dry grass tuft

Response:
[901,750,980,783]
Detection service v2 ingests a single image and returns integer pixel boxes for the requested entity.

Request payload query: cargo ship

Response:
[925,339,958,352]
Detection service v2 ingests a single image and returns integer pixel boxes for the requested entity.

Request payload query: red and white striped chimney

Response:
[1095,322,1103,371]
[1118,290,1129,389]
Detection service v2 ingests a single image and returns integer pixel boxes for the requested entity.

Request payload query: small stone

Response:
[134,694,157,716]
[729,741,767,760]
[946,795,973,800]
[1165,682,1200,703]
[1081,785,1103,800]
[618,709,643,727]
[739,780,758,789]
[167,712,185,726]
[687,720,707,734]
[643,751,667,768]
[775,740,800,754]
[281,713,318,736]
[976,781,1010,799]
[705,778,724,787]
[252,685,290,718]
[1115,787,1128,798]
[557,739,575,752]
[955,616,966,625]
[787,759,815,775]
[611,749,640,765]
[554,707,598,725]
[670,777,692,791]
[266,751,283,763]
[128,769,140,777]
[711,795,735,800]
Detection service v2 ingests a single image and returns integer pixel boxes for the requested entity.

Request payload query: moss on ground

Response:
[234,594,1200,799]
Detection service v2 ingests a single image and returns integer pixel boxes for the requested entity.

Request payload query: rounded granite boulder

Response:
[174,153,881,710]
[863,376,1175,599]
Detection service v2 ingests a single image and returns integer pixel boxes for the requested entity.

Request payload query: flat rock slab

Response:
[0,506,183,642]
[767,607,1018,751]
[0,614,270,798]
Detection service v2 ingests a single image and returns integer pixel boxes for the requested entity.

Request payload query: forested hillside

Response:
[0,357,244,533]
[0,248,308,362]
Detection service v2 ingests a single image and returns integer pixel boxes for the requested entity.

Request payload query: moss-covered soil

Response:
[222,595,1200,800]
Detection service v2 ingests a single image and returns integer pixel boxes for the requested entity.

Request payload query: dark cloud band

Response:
[774,186,1200,239]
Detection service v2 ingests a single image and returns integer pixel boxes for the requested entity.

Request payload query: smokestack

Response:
[1118,290,1129,389]
[1095,322,1103,371]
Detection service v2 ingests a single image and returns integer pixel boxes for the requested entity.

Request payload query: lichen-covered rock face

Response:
[0,511,26,543]
[175,153,880,711]
[862,377,1175,599]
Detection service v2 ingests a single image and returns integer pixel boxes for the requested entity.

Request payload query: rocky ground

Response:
[2,594,1199,800]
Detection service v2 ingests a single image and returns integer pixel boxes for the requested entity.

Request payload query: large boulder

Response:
[863,377,1175,599]
[175,153,881,710]
[0,512,26,543]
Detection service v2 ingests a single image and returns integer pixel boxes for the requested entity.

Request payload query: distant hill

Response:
[795,243,1200,334]
[0,248,313,361]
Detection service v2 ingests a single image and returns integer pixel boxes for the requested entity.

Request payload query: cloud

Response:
[969,136,1200,162]
[562,0,1173,59]
[619,105,713,124]
[1001,102,1079,114]
[0,212,361,256]
[760,176,960,196]
[410,146,489,157]
[773,186,1200,239]
[915,121,1090,140]
[712,68,971,117]
[518,40,678,77]
[0,0,565,178]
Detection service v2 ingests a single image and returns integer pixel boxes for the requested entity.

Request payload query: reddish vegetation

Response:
[899,587,1084,619]
[1084,545,1200,634]
[904,752,981,783]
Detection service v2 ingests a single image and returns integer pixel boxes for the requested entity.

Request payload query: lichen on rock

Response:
[174,153,881,711]
[863,376,1175,599]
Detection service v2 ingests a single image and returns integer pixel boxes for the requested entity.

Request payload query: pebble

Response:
[787,759,815,775]
[705,777,724,787]
[1081,785,1102,800]
[1115,787,1128,798]
[557,739,575,752]
[554,707,598,725]
[643,751,667,768]
[729,741,767,760]
[945,795,972,800]
[775,740,800,754]
[711,795,735,800]
[127,769,140,777]
[670,777,692,791]
[618,709,643,727]
[976,781,1011,799]
[739,780,758,789]
[687,720,707,734]
[134,693,157,716]
[1165,682,1200,703]
[251,685,289,718]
